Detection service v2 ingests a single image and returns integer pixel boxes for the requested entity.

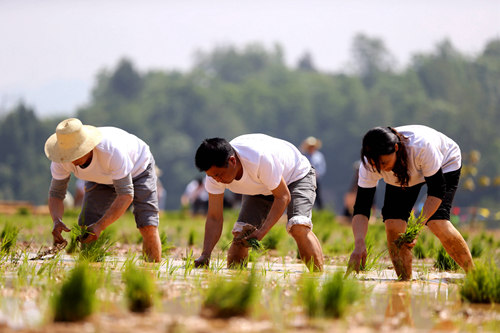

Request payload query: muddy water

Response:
[1,256,499,332]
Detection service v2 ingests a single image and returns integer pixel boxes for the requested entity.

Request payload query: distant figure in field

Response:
[44,118,162,262]
[301,136,326,209]
[347,125,473,280]
[193,134,324,271]
[181,176,209,216]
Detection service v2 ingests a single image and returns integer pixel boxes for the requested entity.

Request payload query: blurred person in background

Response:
[301,136,326,209]
[181,176,209,216]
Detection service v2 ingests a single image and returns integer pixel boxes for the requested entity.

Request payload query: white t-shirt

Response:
[50,127,152,184]
[358,125,461,188]
[205,134,311,195]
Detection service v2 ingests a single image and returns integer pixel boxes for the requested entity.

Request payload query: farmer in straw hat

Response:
[301,136,326,209]
[193,134,324,271]
[45,118,162,262]
[347,125,474,280]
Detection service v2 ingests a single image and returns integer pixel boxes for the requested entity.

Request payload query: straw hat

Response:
[44,118,102,163]
[301,136,322,150]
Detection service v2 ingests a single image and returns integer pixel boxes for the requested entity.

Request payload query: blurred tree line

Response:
[1,34,499,211]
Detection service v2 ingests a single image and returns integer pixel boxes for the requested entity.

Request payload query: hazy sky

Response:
[1,0,499,117]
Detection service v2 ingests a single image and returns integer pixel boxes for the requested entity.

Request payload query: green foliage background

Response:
[1,35,499,210]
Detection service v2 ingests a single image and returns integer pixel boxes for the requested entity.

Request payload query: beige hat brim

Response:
[44,125,102,163]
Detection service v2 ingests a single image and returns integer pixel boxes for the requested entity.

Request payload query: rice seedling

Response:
[434,246,459,271]
[201,269,259,318]
[188,228,196,247]
[395,212,426,248]
[78,228,115,262]
[469,236,484,258]
[301,272,360,318]
[0,222,19,254]
[52,263,99,322]
[123,262,156,312]
[460,260,500,303]
[261,226,285,250]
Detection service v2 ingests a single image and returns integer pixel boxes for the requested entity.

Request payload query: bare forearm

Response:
[352,214,369,246]
[48,197,64,223]
[95,194,133,229]
[201,217,223,256]
[420,196,442,222]
[259,197,288,237]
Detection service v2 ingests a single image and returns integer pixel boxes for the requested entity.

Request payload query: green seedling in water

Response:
[395,212,426,248]
[52,263,98,322]
[460,260,500,303]
[123,263,155,312]
[201,269,259,318]
[0,222,19,254]
[434,246,459,271]
[78,228,115,262]
[301,272,360,318]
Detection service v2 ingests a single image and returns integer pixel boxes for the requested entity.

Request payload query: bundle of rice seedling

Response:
[301,272,360,318]
[123,263,155,312]
[52,263,98,321]
[460,260,500,303]
[434,246,459,271]
[395,212,426,248]
[201,270,258,318]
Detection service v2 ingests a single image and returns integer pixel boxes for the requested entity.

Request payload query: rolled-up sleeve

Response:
[49,177,70,200]
[113,174,134,196]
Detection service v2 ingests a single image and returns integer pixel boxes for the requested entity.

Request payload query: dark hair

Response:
[361,127,410,187]
[195,137,234,171]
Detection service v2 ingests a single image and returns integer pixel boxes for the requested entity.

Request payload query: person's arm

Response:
[250,177,290,241]
[347,186,376,274]
[195,193,225,267]
[420,169,445,223]
[81,175,134,243]
[48,177,71,246]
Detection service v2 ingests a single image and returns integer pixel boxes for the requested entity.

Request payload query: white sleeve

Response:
[50,162,71,180]
[204,175,225,195]
[357,162,381,188]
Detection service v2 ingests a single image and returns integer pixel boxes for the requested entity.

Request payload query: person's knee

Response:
[384,219,406,235]
[289,224,311,239]
[139,225,159,239]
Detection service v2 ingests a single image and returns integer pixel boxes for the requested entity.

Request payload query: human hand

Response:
[345,244,367,278]
[78,223,102,244]
[194,254,210,268]
[52,219,71,247]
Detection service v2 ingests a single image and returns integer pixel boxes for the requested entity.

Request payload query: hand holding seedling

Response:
[52,219,70,247]
[78,223,101,244]
[194,253,210,268]
[394,212,426,248]
[345,243,367,277]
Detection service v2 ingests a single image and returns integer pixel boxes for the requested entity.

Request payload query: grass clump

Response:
[77,228,115,262]
[52,263,98,322]
[460,261,500,303]
[301,272,360,318]
[395,212,426,248]
[0,222,19,254]
[123,263,156,312]
[434,246,459,271]
[201,270,259,318]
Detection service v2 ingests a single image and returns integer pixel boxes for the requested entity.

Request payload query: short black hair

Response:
[195,137,234,171]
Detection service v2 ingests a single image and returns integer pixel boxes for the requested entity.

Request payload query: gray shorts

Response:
[233,167,317,234]
[79,162,160,229]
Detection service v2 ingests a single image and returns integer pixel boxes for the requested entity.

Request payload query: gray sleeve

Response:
[49,177,70,200]
[113,174,134,196]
